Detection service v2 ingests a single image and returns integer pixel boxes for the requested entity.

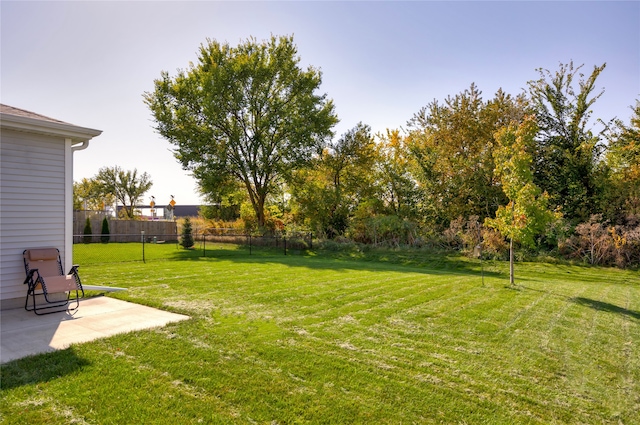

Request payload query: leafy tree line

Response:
[143,36,638,268]
[74,166,153,219]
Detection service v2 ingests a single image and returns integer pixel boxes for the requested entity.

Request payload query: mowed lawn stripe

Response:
[2,247,638,424]
[113,256,639,423]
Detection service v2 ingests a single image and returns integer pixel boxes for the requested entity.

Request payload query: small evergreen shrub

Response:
[83,218,92,244]
[100,217,110,243]
[180,217,195,249]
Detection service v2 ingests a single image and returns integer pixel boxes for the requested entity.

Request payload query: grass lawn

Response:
[1,245,639,424]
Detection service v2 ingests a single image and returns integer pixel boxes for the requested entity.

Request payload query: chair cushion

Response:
[28,249,59,261]
[42,275,77,293]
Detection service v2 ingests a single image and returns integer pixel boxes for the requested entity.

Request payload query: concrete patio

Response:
[1,296,189,364]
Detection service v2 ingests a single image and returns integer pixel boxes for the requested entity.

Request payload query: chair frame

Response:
[23,248,84,315]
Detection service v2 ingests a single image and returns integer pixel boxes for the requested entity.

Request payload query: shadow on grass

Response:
[570,297,640,321]
[164,244,504,280]
[0,347,90,390]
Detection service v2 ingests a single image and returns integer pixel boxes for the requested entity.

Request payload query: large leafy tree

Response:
[73,177,114,211]
[94,166,153,219]
[145,35,337,228]
[527,61,607,222]
[345,129,424,245]
[603,100,640,220]
[375,129,422,220]
[407,84,528,227]
[291,123,376,238]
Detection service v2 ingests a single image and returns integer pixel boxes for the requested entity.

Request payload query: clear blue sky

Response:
[2,1,638,206]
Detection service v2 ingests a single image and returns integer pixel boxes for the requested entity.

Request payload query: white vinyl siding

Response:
[0,129,67,305]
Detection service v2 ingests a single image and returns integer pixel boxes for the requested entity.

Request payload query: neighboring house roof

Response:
[173,205,201,217]
[0,103,102,142]
[116,205,202,217]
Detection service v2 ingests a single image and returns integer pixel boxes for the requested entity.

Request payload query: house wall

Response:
[0,129,68,309]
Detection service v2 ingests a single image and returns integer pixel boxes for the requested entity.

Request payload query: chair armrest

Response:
[68,265,84,296]
[23,268,38,285]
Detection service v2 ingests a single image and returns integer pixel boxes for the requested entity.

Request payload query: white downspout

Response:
[66,139,91,272]
[71,140,90,152]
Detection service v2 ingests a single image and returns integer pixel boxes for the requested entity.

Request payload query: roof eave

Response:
[0,112,102,143]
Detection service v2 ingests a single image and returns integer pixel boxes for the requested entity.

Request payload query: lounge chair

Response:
[23,248,84,315]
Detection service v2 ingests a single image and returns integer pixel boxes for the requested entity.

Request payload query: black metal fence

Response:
[73,231,313,265]
[202,230,312,254]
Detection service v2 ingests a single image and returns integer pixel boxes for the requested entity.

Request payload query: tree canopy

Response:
[291,123,376,238]
[603,101,640,220]
[138,50,639,267]
[485,116,559,283]
[527,61,607,222]
[406,84,528,226]
[94,166,153,218]
[73,177,114,211]
[144,35,338,228]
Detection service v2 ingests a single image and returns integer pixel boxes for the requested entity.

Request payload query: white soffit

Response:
[0,107,102,143]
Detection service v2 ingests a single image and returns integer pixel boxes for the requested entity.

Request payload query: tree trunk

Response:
[255,195,266,230]
[509,236,515,286]
[243,179,267,230]
[256,207,266,229]
[509,201,515,286]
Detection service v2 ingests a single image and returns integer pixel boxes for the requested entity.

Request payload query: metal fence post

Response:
[141,230,146,263]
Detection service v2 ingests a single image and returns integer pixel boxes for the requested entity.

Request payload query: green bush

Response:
[349,213,419,247]
[180,217,194,249]
[100,217,110,243]
[83,218,92,244]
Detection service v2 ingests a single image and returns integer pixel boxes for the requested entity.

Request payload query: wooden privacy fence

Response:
[74,216,177,243]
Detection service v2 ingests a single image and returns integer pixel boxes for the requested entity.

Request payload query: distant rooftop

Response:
[0,104,70,125]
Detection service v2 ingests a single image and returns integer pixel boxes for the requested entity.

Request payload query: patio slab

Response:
[0,296,189,364]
